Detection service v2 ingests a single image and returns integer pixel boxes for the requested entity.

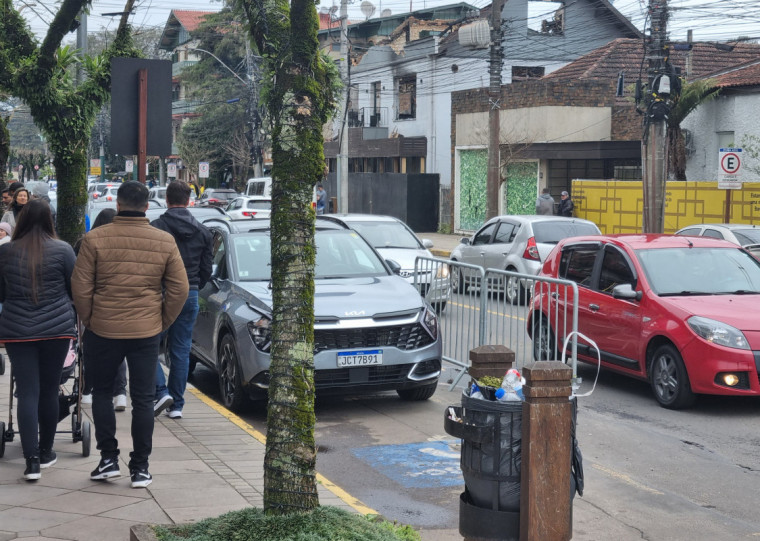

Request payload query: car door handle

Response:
[589,303,600,312]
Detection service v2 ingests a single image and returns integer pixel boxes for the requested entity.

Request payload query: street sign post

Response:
[125,159,134,173]
[718,148,742,189]
[199,162,209,179]
[167,163,177,178]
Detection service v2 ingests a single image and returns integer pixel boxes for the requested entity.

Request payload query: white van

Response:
[245,177,272,197]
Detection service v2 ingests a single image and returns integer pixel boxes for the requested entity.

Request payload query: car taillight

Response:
[523,237,540,261]
[242,211,257,217]
[106,195,113,201]
[209,198,219,203]
[92,193,99,199]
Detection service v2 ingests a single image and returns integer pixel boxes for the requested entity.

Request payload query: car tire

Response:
[217,334,248,412]
[505,269,526,305]
[432,301,447,315]
[649,343,696,410]
[397,381,437,401]
[532,316,558,361]
[451,263,468,294]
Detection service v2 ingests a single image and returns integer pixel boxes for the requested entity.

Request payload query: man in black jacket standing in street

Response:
[152,181,213,419]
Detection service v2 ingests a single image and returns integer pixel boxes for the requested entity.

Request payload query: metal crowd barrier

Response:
[413,256,580,390]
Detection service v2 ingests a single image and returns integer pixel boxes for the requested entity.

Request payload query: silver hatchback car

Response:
[450,215,600,303]
[191,220,443,411]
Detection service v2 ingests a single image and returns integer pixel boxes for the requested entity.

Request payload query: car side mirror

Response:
[460,237,470,246]
[422,239,434,249]
[386,259,402,275]
[612,283,642,301]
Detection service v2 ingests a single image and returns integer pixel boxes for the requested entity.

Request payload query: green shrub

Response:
[153,506,421,541]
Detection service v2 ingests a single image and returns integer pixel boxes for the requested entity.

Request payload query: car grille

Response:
[314,323,435,353]
[315,364,411,387]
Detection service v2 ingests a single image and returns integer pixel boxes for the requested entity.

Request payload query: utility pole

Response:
[486,0,506,220]
[337,0,349,213]
[641,0,674,234]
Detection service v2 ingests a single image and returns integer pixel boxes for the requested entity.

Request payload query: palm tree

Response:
[667,79,720,180]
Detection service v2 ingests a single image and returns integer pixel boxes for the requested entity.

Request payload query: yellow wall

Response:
[573,180,760,234]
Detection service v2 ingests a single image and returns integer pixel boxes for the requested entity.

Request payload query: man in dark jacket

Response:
[557,190,574,217]
[152,180,213,419]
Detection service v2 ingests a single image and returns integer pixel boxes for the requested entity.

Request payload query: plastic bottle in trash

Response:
[498,369,525,401]
[469,382,485,400]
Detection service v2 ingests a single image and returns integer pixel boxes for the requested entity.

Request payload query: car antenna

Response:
[686,238,693,248]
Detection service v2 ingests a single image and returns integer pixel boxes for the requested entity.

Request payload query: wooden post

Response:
[469,345,514,381]
[137,68,148,184]
[520,361,573,541]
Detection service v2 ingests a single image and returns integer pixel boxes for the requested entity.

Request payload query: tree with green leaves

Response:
[0,0,141,244]
[667,79,720,181]
[236,0,340,514]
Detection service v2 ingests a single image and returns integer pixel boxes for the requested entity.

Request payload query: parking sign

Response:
[199,161,209,178]
[718,148,742,189]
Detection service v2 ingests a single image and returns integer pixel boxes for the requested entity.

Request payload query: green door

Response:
[503,161,538,215]
[459,149,488,230]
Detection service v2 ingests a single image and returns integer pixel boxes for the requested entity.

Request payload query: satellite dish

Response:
[360,0,376,20]
[380,8,392,17]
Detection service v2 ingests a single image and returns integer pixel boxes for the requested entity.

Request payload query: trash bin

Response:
[444,388,522,540]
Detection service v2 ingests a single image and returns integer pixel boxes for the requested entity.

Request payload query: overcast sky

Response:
[14,0,760,47]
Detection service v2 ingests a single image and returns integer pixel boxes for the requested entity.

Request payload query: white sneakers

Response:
[167,409,183,419]
[114,395,128,411]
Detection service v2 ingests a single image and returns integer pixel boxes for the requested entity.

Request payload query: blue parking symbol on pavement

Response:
[352,440,463,488]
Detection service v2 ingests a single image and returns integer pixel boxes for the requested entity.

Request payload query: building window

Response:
[512,66,545,80]
[717,131,735,149]
[396,75,416,120]
[528,1,564,36]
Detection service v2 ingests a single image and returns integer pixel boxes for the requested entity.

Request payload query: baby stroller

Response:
[0,335,91,458]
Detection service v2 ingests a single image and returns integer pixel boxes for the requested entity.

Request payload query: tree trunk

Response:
[0,116,9,188]
[668,123,687,181]
[52,146,88,245]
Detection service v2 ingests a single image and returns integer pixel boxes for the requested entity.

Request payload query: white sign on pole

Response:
[167,163,177,177]
[125,159,134,173]
[146,163,150,175]
[199,161,210,178]
[718,148,742,189]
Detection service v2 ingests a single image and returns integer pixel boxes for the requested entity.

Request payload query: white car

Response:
[320,214,451,312]
[148,186,197,208]
[225,196,272,220]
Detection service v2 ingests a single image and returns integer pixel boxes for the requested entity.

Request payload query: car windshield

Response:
[732,229,760,245]
[532,221,600,244]
[637,247,760,296]
[233,230,389,281]
[347,221,421,250]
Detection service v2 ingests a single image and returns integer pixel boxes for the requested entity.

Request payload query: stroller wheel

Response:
[81,421,91,457]
[0,353,5,375]
[0,421,5,458]
[71,413,80,443]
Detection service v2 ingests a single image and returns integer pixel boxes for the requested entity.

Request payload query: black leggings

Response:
[6,339,69,458]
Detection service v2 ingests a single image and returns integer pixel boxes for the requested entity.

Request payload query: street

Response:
[188,304,760,539]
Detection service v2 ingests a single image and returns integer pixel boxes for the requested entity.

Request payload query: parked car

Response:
[190,220,443,410]
[528,234,760,409]
[320,214,451,312]
[148,185,197,208]
[88,182,119,200]
[675,223,760,259]
[450,215,601,304]
[88,199,165,226]
[145,206,234,233]
[226,196,272,220]
[198,188,239,208]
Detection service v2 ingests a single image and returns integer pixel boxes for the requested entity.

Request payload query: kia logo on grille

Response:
[344,310,365,316]
[400,271,413,278]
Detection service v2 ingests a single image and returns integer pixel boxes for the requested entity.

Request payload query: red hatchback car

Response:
[528,234,760,409]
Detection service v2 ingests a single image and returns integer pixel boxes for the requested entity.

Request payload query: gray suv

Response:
[450,215,600,303]
[191,220,442,410]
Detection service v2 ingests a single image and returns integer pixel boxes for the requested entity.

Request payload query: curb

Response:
[130,524,159,541]
[430,249,451,258]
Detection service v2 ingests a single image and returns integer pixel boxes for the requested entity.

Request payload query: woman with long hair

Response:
[1,187,30,232]
[0,199,77,480]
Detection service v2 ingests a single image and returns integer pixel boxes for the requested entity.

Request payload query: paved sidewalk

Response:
[0,357,355,541]
[417,232,461,258]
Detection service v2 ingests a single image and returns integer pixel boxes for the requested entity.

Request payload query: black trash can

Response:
[444,388,522,540]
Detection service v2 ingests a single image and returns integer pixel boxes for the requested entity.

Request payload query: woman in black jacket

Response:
[0,199,77,480]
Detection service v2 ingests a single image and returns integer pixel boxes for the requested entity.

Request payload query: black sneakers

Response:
[90,457,121,480]
[130,467,153,488]
[153,395,174,417]
[24,457,41,481]
[40,449,57,469]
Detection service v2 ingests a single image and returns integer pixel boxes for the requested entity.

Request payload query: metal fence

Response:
[413,256,580,390]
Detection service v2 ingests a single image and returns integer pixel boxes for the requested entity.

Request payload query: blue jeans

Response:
[155,290,199,412]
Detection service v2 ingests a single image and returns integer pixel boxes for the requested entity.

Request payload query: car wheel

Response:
[432,301,447,315]
[451,263,467,294]
[397,381,437,401]
[532,316,558,361]
[505,269,526,305]
[217,334,248,412]
[649,343,695,409]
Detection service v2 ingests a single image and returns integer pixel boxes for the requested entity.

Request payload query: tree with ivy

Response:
[0,0,141,244]
[236,0,340,513]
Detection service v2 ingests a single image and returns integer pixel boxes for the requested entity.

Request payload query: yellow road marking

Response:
[592,463,664,495]
[188,386,378,515]
[447,300,527,322]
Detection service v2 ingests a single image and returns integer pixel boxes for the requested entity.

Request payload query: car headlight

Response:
[687,316,750,350]
[421,305,439,340]
[247,315,272,352]
[435,264,449,279]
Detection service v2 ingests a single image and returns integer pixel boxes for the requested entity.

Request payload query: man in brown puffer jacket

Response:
[72,181,189,489]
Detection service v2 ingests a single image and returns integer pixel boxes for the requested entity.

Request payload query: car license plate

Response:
[337,350,383,367]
